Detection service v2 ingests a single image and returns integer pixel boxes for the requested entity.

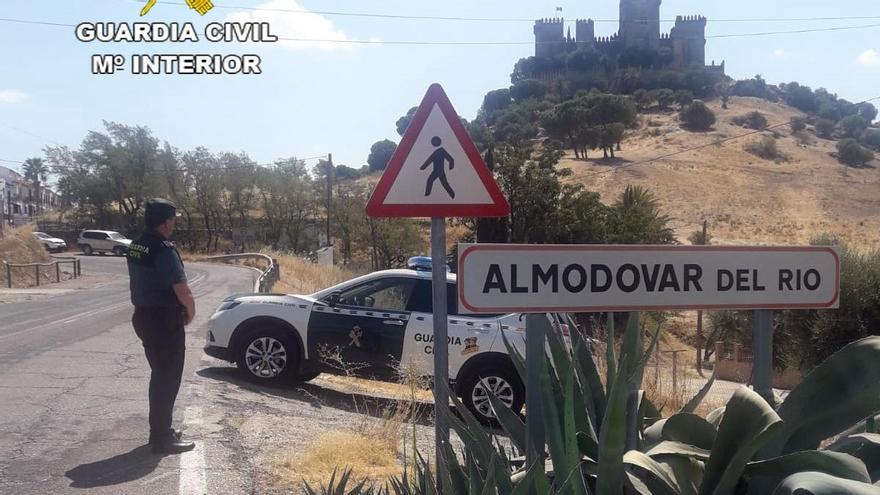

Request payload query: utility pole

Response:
[325,153,333,247]
[696,219,708,376]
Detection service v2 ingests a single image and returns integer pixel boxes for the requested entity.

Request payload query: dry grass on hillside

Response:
[273,254,363,295]
[561,96,880,250]
[0,224,53,287]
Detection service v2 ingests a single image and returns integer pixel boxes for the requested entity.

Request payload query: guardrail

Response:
[203,253,280,293]
[3,256,82,288]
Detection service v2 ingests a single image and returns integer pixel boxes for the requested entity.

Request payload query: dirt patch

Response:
[0,225,55,288]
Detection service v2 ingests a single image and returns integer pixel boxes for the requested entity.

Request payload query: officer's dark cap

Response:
[145,198,180,228]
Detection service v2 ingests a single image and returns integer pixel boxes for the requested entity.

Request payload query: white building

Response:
[0,165,59,226]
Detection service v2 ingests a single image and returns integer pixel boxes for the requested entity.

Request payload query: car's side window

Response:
[407,280,459,315]
[337,278,416,312]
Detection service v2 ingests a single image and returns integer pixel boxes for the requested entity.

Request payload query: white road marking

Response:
[179,406,207,495]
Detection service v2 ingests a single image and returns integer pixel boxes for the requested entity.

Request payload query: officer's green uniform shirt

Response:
[127,230,187,308]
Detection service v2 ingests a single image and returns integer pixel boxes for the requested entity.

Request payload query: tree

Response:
[45,121,162,230]
[732,111,768,130]
[674,89,695,108]
[652,89,675,111]
[367,139,398,172]
[22,157,49,215]
[790,116,807,133]
[817,103,841,122]
[856,102,878,122]
[606,185,675,244]
[861,128,880,150]
[679,100,716,131]
[839,115,868,139]
[481,88,512,121]
[509,79,548,102]
[837,138,875,167]
[395,106,418,136]
[333,165,361,181]
[815,119,836,139]
[632,89,651,111]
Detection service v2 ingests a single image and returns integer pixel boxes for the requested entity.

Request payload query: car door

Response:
[94,232,110,251]
[307,277,417,380]
[401,280,500,380]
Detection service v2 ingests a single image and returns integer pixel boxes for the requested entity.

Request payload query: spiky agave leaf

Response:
[699,387,782,495]
[768,337,880,456]
[771,471,880,495]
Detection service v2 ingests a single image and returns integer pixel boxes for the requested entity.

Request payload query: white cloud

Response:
[856,49,880,68]
[772,48,787,60]
[0,90,28,104]
[225,0,359,51]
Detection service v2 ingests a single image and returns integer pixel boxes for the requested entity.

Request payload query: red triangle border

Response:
[365,84,510,218]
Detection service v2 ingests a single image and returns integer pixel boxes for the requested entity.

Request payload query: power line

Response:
[137,1,880,24]
[566,95,880,181]
[2,16,880,44]
[272,24,880,45]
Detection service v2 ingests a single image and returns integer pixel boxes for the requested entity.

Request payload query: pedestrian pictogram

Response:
[421,136,455,198]
[365,83,509,218]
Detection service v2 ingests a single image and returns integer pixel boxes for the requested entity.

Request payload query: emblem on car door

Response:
[461,336,480,355]
[349,326,363,348]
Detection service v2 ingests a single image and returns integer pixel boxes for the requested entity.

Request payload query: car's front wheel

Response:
[458,362,524,426]
[113,246,127,256]
[236,328,299,385]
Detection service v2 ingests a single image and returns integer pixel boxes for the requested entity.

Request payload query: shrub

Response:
[674,89,695,107]
[732,111,768,130]
[837,138,875,166]
[679,100,716,131]
[815,118,835,139]
[861,128,880,150]
[745,135,786,161]
[790,116,807,133]
[839,114,869,138]
[652,88,675,110]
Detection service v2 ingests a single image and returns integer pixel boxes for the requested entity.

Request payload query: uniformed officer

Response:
[127,198,196,454]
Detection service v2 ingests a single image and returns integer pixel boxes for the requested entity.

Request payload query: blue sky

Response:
[1,0,878,179]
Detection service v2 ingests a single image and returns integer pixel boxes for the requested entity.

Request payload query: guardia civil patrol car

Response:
[205,257,574,423]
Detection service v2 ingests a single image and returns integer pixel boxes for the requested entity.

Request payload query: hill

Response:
[558,96,880,250]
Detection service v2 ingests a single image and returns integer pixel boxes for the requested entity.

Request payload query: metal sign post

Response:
[364,84,509,492]
[431,218,450,482]
[752,310,775,404]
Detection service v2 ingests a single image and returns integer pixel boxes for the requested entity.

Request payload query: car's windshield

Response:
[108,232,127,240]
[34,233,50,239]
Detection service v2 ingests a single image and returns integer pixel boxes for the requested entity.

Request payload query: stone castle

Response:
[534,0,722,72]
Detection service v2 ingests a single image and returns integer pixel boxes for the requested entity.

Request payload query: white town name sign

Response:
[457,244,840,314]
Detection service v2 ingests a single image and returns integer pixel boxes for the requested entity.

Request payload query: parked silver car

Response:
[33,232,67,253]
[77,230,132,256]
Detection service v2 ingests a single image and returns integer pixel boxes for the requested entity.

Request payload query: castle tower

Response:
[575,19,596,48]
[619,0,662,50]
[534,18,565,57]
[669,15,707,67]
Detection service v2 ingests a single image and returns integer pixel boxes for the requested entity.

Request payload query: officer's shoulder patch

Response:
[162,240,175,248]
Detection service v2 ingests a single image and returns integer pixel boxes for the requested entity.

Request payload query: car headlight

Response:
[215,301,241,312]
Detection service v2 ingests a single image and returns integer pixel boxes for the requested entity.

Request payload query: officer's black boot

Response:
[150,433,195,454]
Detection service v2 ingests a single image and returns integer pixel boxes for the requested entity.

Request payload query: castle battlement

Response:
[533,0,718,72]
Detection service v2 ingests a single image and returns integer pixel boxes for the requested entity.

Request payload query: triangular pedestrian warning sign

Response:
[366,84,510,218]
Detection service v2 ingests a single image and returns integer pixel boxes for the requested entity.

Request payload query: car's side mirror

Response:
[327,291,341,307]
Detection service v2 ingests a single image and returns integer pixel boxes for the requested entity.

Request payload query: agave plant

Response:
[308,313,880,494]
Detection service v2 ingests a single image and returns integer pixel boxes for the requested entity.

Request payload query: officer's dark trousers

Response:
[132,307,185,442]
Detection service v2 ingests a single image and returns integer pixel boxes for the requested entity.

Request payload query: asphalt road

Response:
[0,254,254,494]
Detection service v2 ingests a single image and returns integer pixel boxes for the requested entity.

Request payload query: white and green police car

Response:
[204,258,574,423]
